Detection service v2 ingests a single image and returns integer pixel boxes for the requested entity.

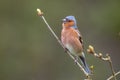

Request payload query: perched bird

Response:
[61,16,90,74]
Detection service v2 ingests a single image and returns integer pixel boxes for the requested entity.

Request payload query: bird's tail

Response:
[79,54,90,74]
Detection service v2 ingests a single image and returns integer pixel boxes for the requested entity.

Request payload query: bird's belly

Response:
[66,44,77,56]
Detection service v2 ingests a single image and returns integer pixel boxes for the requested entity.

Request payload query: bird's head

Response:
[62,16,77,28]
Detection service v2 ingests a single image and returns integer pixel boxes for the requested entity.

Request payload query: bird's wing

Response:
[75,29,84,47]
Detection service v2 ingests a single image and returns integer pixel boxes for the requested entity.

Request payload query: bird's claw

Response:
[64,48,69,53]
[74,59,78,64]
[74,57,78,65]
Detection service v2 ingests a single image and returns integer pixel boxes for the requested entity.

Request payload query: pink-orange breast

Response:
[61,27,83,53]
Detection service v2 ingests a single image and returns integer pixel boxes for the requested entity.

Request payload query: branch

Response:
[36,8,91,79]
[107,71,120,80]
[87,45,117,80]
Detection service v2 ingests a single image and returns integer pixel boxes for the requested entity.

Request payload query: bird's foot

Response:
[64,48,69,53]
[74,56,78,65]
[74,59,78,64]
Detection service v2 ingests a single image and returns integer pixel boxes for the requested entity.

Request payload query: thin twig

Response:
[107,55,117,80]
[87,45,117,80]
[37,8,91,79]
[107,71,120,80]
[41,16,64,48]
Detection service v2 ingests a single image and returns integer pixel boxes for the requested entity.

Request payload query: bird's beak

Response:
[62,18,67,23]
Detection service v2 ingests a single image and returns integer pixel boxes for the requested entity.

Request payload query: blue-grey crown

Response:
[65,16,77,29]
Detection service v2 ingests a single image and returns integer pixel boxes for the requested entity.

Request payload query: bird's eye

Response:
[68,20,72,22]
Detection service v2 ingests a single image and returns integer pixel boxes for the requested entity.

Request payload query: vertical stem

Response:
[108,57,117,80]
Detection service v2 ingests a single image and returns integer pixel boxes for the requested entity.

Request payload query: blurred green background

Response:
[0,0,120,80]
